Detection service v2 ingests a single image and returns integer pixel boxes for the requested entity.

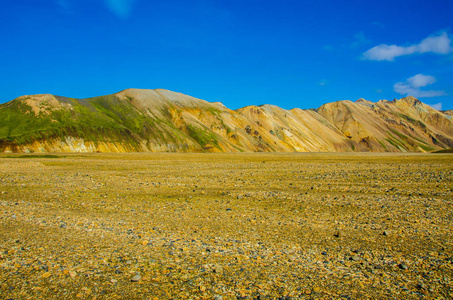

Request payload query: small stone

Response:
[334,231,341,238]
[69,271,77,278]
[383,230,389,236]
[131,274,141,282]
[398,263,408,270]
[213,265,223,274]
[110,279,118,284]
[181,274,189,280]
[351,255,361,261]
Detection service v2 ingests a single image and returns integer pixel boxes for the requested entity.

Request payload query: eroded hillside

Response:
[0,89,452,153]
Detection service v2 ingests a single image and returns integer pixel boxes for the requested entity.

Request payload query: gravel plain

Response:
[0,152,452,299]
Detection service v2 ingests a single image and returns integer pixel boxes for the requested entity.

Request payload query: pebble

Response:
[214,265,223,274]
[351,255,361,261]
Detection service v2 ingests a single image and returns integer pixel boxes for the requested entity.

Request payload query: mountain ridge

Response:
[0,88,452,153]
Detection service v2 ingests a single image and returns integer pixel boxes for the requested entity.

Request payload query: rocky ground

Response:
[0,153,452,299]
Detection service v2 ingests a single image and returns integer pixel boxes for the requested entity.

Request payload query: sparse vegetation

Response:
[186,124,220,150]
[399,113,427,130]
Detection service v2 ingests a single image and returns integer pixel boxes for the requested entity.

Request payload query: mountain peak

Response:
[1,89,452,153]
[15,94,70,116]
[395,96,422,106]
[355,98,375,108]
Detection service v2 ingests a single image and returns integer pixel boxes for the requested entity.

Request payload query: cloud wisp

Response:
[393,74,447,98]
[104,0,136,18]
[427,103,443,110]
[350,32,370,49]
[362,32,452,61]
[55,0,73,11]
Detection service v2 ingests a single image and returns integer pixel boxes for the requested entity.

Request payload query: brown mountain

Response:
[0,89,452,153]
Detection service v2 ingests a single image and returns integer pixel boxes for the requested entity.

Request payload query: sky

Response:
[1,0,453,110]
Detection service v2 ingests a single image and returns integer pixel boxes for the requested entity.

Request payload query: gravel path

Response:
[0,153,452,299]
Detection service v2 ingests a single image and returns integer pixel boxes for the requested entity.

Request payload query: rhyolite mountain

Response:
[0,88,452,153]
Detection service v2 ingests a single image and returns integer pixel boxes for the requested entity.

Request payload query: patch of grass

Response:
[186,124,220,150]
[386,137,405,151]
[0,97,134,146]
[378,139,388,151]
[389,129,410,141]
[206,106,222,116]
[387,130,410,151]
[418,143,435,152]
[89,95,155,137]
[0,95,179,149]
[398,113,426,130]
[218,117,233,135]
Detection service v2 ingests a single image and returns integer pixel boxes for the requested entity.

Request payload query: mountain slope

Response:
[317,97,453,152]
[0,89,452,153]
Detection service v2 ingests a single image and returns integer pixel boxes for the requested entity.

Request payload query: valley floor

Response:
[0,153,452,299]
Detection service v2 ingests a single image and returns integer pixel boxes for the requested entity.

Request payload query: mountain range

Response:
[0,88,452,153]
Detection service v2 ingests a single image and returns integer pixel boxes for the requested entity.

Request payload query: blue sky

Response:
[1,0,452,110]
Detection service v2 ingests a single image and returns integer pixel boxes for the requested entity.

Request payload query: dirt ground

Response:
[0,153,452,299]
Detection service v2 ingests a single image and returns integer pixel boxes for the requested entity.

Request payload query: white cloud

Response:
[406,74,436,88]
[427,103,443,110]
[104,0,136,18]
[362,32,452,61]
[417,33,452,54]
[393,74,447,98]
[363,44,416,61]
